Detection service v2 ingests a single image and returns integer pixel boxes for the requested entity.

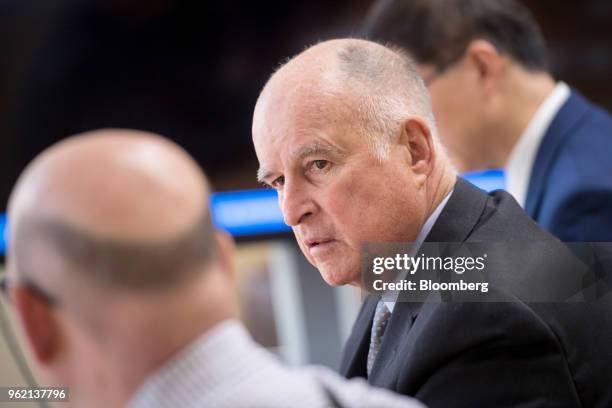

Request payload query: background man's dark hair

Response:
[363,0,549,72]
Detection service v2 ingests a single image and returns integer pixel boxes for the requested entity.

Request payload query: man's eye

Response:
[312,160,329,170]
[270,175,285,188]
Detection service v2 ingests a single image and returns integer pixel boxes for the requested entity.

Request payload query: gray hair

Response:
[328,40,440,160]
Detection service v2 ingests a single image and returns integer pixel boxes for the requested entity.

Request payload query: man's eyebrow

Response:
[294,142,345,161]
[256,143,345,184]
[257,167,272,184]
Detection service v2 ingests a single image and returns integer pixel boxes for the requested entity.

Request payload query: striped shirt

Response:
[128,319,424,408]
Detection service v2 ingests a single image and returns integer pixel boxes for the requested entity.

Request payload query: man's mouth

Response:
[306,238,333,247]
[305,238,336,254]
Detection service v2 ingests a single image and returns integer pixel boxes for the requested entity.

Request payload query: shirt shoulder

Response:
[303,366,425,408]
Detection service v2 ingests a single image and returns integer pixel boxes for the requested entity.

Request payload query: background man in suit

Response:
[363,0,612,241]
[0,129,423,408]
[252,38,612,407]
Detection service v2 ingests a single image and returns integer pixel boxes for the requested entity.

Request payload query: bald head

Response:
[5,130,237,408]
[8,129,217,292]
[254,38,438,160]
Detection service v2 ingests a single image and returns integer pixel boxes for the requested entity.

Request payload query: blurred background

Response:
[0,0,611,404]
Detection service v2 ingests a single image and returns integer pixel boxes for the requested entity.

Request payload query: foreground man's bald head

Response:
[253,39,456,287]
[9,130,217,290]
[5,130,235,408]
[9,130,214,289]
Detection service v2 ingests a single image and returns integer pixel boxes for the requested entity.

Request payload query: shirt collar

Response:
[128,319,256,408]
[505,82,570,207]
[384,189,453,313]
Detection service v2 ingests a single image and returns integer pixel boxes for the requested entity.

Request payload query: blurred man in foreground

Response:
[1,130,423,408]
[252,38,612,407]
[364,0,612,241]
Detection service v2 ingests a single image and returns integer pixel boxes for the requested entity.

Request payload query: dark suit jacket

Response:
[340,178,612,408]
[525,89,612,241]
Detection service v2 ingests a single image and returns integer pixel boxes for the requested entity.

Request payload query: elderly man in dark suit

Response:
[252,38,612,407]
[364,0,612,241]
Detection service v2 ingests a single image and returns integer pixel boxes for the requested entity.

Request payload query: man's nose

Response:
[280,180,315,227]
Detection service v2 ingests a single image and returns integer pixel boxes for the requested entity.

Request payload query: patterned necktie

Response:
[367,300,392,377]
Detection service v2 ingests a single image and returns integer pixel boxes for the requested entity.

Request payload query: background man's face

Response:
[418,62,484,172]
[253,92,424,287]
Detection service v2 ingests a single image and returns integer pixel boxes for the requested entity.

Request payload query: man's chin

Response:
[318,268,361,288]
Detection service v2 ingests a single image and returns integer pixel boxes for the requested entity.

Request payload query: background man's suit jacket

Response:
[340,178,612,408]
[525,89,612,241]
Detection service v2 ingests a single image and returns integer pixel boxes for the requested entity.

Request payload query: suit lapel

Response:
[368,300,420,387]
[524,90,590,218]
[339,295,378,378]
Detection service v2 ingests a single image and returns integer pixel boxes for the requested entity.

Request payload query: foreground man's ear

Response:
[12,285,59,365]
[215,229,236,282]
[400,117,436,181]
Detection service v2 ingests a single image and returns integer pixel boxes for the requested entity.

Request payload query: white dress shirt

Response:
[128,319,424,408]
[384,190,453,313]
[505,82,571,207]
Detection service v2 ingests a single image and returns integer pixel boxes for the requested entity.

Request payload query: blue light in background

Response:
[462,169,505,192]
[210,189,291,237]
[0,169,505,255]
[0,214,6,255]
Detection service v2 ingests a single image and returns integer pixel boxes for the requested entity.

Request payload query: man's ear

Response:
[464,39,504,95]
[12,285,58,365]
[215,229,236,283]
[399,117,435,179]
